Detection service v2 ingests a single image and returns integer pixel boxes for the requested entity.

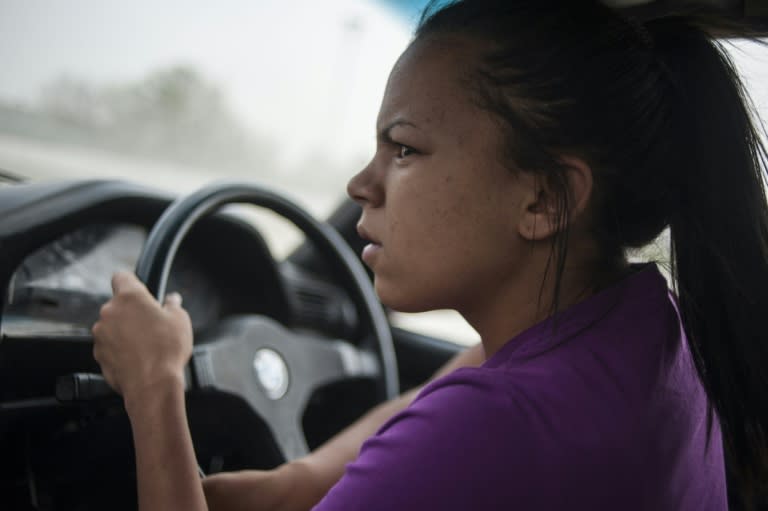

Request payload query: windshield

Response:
[0,2,766,345]
[0,0,417,217]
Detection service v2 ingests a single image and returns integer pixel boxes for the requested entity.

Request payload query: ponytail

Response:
[648,16,768,494]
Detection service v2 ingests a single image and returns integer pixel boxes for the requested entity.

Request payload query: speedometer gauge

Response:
[12,224,113,290]
[10,224,145,299]
[3,223,222,337]
[3,224,147,337]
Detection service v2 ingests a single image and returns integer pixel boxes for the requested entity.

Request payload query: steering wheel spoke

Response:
[294,335,381,391]
[268,414,310,460]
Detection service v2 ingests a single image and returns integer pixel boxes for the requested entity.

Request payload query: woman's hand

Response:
[92,271,193,405]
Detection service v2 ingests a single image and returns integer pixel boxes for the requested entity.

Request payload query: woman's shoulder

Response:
[318,365,658,511]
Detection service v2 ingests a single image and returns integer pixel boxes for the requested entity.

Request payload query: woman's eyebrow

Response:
[378,119,418,141]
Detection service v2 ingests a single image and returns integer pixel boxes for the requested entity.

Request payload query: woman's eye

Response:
[397,145,415,159]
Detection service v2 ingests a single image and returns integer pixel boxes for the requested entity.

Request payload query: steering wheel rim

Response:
[133,181,398,462]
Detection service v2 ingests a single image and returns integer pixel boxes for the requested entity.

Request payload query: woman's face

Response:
[347,36,536,315]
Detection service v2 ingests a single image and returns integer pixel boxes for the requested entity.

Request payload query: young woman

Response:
[92,1,768,509]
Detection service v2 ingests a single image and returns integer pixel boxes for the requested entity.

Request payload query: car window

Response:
[0,3,765,347]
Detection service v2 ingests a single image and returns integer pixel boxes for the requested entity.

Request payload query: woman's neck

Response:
[463,251,628,358]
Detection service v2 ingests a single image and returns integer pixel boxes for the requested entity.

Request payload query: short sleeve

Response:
[310,369,537,511]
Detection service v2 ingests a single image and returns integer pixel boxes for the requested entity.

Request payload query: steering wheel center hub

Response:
[253,348,289,400]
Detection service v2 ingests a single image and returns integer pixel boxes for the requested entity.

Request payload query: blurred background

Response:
[0,0,765,344]
[0,0,421,212]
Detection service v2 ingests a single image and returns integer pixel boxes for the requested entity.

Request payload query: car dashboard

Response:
[0,180,375,510]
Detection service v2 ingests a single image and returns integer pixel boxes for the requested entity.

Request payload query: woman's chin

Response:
[374,279,443,313]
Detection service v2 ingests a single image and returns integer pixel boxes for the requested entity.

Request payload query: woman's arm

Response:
[203,342,485,511]
[92,272,207,511]
[127,378,208,511]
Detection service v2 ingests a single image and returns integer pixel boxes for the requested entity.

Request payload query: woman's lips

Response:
[361,242,382,264]
[357,224,382,264]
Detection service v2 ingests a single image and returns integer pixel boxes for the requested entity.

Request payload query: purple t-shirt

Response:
[313,265,727,510]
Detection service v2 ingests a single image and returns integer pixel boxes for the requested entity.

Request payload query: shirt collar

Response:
[482,263,670,368]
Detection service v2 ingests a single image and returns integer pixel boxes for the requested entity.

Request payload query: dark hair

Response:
[416,0,768,498]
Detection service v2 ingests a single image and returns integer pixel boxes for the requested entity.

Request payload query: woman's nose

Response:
[347,159,384,207]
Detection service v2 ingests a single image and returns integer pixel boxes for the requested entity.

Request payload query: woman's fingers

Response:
[111,270,143,295]
[164,292,183,308]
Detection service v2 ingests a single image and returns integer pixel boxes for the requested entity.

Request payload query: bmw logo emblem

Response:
[253,348,289,400]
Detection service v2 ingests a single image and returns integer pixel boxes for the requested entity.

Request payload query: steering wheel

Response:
[134,182,399,462]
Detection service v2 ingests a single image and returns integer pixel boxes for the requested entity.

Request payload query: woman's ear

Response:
[517,156,593,241]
